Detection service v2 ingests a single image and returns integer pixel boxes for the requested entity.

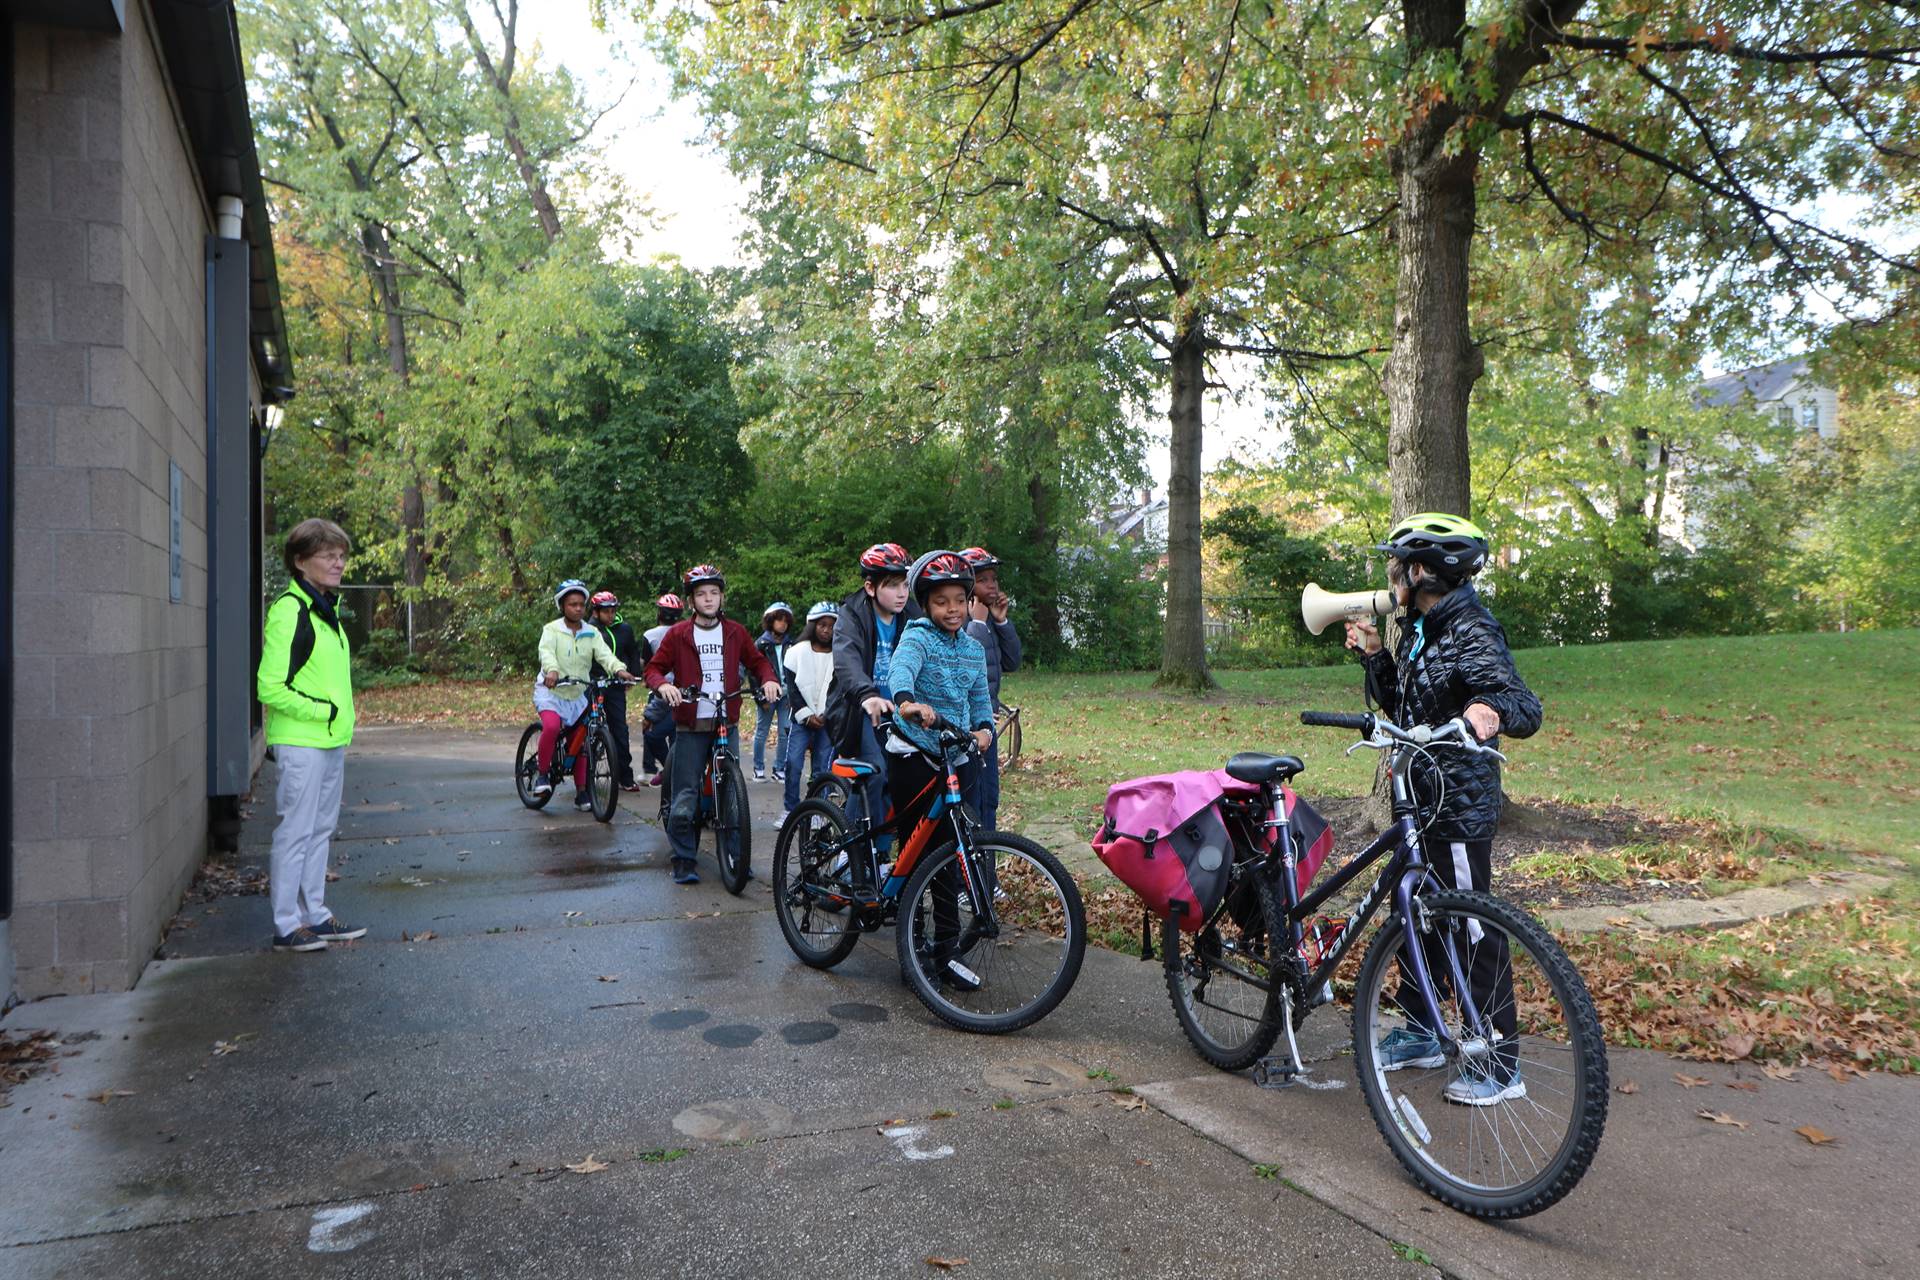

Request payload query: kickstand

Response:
[1253,987,1310,1090]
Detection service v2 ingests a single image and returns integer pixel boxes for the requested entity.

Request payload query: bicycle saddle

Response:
[1224,752,1305,784]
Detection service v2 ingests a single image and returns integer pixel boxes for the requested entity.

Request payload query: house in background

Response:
[5,0,292,1002]
[1098,487,1169,558]
[1698,356,1840,440]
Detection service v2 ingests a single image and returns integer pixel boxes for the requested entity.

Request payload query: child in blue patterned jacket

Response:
[886,551,996,828]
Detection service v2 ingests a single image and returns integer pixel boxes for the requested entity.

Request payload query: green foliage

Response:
[1050,542,1165,673]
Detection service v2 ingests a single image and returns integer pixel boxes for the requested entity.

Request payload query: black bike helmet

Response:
[908,550,975,608]
[1373,512,1489,580]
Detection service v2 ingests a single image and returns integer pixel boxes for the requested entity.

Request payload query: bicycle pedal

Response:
[1252,1057,1305,1090]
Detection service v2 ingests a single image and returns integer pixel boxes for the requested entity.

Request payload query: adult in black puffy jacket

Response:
[1343,512,1541,1105]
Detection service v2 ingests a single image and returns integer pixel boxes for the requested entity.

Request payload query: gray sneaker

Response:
[272,928,327,953]
[1376,1026,1445,1071]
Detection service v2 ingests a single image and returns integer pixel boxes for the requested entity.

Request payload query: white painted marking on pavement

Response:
[882,1124,954,1161]
[308,1203,378,1253]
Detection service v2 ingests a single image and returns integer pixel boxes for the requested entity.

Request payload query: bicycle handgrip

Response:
[1300,710,1372,731]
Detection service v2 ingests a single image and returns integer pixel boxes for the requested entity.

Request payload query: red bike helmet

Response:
[908,550,975,608]
[589,590,619,610]
[858,542,912,579]
[958,546,1000,571]
[655,593,684,612]
[683,564,725,591]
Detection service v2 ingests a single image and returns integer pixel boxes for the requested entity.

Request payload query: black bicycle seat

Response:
[1224,752,1305,784]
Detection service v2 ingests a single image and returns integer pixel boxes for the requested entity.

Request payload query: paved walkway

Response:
[1,727,1913,1277]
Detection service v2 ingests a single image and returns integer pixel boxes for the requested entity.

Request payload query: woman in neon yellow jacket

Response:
[533,579,634,808]
[255,519,366,954]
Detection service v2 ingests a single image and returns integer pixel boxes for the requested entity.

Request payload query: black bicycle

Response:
[1163,711,1607,1219]
[655,684,752,894]
[515,677,625,823]
[773,721,1085,1034]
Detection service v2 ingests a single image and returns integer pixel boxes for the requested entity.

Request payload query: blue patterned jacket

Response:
[886,618,994,756]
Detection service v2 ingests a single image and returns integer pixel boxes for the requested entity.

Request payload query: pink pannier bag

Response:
[1091,769,1333,932]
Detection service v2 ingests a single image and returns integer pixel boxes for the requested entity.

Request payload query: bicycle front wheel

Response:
[1164,860,1284,1070]
[714,759,752,895]
[515,723,552,810]
[587,726,619,822]
[1352,889,1608,1219]
[771,799,861,968]
[895,832,1085,1035]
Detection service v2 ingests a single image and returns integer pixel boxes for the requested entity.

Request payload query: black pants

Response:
[603,684,634,787]
[884,749,980,842]
[1395,838,1519,1068]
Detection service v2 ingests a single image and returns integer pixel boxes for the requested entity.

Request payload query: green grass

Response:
[998,630,1920,864]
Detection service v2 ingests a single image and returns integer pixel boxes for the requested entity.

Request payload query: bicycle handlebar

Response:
[552,675,634,689]
[1299,710,1507,761]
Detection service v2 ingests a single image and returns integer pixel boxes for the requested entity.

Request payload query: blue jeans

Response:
[969,732,1002,831]
[665,730,716,863]
[783,720,833,812]
[752,698,791,774]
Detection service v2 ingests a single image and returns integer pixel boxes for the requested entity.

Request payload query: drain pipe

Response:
[3,19,19,1009]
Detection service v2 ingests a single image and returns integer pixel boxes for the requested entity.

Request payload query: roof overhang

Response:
[148,0,293,400]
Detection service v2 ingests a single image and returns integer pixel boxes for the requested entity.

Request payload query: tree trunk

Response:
[1026,464,1063,657]
[459,1,563,244]
[1157,322,1216,692]
[1384,142,1482,523]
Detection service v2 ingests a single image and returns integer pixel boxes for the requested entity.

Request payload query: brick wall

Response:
[11,5,215,995]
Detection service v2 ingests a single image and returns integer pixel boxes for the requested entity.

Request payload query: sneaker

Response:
[754,768,767,781]
[672,860,701,885]
[272,928,327,953]
[917,949,982,993]
[1376,1027,1446,1071]
[309,917,366,942]
[621,781,642,793]
[772,770,786,783]
[575,792,594,811]
[531,780,554,797]
[1444,1070,1526,1107]
[776,809,790,824]
[646,772,664,787]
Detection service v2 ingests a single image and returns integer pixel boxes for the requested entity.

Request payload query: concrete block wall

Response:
[11,6,214,996]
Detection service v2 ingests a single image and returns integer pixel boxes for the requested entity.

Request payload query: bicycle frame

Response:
[1242,745,1495,1057]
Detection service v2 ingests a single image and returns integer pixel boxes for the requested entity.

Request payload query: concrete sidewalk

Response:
[1,726,1913,1278]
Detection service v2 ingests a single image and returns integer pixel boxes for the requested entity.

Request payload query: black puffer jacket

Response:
[1360,582,1541,841]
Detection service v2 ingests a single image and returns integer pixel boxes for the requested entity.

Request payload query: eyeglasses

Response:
[311,551,348,566]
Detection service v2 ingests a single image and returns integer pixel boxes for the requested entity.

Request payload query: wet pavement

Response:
[5,726,1913,1278]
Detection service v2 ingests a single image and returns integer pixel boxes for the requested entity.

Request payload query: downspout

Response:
[2,18,18,1009]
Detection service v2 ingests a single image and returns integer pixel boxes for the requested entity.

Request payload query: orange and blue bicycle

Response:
[772,721,1085,1033]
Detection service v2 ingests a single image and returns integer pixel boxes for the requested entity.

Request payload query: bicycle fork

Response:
[1393,867,1498,1068]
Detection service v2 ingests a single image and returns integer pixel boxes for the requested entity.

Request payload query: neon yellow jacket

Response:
[538,617,628,689]
[258,579,355,749]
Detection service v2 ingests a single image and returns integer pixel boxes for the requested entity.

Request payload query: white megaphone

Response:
[1301,582,1394,637]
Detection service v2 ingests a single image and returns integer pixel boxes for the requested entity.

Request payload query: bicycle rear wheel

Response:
[994,705,1022,770]
[515,723,553,810]
[587,726,619,823]
[1164,860,1284,1070]
[1352,889,1608,1218]
[806,773,852,812]
[714,759,752,894]
[771,799,862,967]
[896,832,1085,1034]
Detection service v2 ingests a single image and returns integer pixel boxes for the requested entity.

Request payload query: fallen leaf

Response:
[1727,1081,1760,1093]
[1605,916,1635,928]
[565,1156,610,1175]
[1794,1125,1836,1146]
[382,838,401,845]
[1113,1093,1148,1112]
[211,1040,240,1057]
[88,1089,136,1104]
[1761,1063,1798,1082]
[325,871,341,882]
[1826,1063,1856,1085]
[1674,1073,1711,1088]
[1720,1033,1756,1061]
[402,930,436,943]
[563,911,584,919]
[1698,1109,1749,1129]
[597,975,621,983]
[1614,1081,1639,1095]
[925,1259,969,1271]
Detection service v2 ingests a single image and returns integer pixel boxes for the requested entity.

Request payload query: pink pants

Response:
[537,711,590,788]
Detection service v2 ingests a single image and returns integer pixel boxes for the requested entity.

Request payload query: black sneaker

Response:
[272,928,327,953]
[574,791,594,811]
[672,859,701,885]
[916,947,982,993]
[309,917,366,942]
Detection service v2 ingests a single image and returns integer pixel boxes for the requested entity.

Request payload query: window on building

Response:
[1800,400,1820,431]
[1776,404,1794,429]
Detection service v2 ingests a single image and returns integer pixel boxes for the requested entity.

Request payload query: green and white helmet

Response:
[1374,512,1489,578]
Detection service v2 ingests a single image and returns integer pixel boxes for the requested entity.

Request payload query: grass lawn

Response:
[356,629,1920,1071]
[994,629,1920,865]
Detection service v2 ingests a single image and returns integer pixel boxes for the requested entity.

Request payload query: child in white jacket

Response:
[781,602,839,818]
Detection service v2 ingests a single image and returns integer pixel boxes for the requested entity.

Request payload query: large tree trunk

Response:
[1384,143,1482,523]
[459,1,563,244]
[1157,322,1215,692]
